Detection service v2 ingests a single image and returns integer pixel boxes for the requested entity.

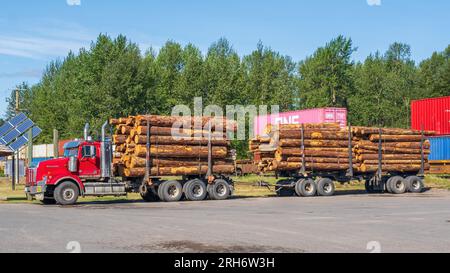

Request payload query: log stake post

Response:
[420,124,425,176]
[299,124,306,175]
[377,127,383,188]
[347,123,354,177]
[145,118,152,184]
[207,121,214,182]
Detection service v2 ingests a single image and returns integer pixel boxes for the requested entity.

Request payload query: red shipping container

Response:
[411,96,450,135]
[58,139,72,157]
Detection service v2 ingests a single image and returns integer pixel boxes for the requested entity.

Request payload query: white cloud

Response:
[0,20,93,59]
[67,0,81,6]
[367,0,381,6]
[0,69,42,79]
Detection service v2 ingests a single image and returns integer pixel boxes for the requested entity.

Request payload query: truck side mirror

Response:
[68,156,78,172]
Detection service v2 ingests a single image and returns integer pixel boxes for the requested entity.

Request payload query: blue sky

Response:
[0,0,449,117]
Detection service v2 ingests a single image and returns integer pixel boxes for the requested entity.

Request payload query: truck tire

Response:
[365,179,376,193]
[54,182,79,205]
[388,176,407,194]
[406,176,424,193]
[160,180,183,202]
[295,179,317,197]
[316,178,335,196]
[208,179,231,200]
[385,177,394,193]
[275,179,295,197]
[184,179,207,201]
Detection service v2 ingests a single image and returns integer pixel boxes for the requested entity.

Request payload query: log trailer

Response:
[275,125,427,197]
[25,122,233,205]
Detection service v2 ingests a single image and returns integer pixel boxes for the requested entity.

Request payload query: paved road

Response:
[1,190,450,253]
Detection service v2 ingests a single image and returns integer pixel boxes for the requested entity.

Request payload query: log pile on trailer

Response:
[249,136,276,172]
[255,123,434,174]
[111,115,236,177]
[352,127,434,173]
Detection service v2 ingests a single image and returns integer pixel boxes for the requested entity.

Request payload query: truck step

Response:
[83,183,127,196]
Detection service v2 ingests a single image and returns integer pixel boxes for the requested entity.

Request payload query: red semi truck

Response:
[25,122,234,205]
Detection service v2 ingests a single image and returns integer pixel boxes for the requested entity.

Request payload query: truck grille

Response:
[26,168,37,185]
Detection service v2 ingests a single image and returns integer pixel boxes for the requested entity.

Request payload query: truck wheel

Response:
[317,178,335,196]
[388,176,407,194]
[160,180,183,202]
[208,179,231,200]
[385,177,394,193]
[275,179,295,197]
[236,168,243,177]
[295,179,317,197]
[406,176,424,193]
[54,182,79,205]
[184,179,207,201]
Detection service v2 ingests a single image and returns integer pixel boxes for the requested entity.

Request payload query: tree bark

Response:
[133,145,228,158]
[134,135,229,146]
[124,165,235,177]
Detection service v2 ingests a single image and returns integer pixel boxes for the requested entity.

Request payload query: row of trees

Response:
[4,34,449,156]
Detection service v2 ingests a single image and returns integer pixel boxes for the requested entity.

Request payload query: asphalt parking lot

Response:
[1,189,450,253]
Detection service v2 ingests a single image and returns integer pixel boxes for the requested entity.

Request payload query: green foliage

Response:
[4,33,450,158]
[298,36,356,108]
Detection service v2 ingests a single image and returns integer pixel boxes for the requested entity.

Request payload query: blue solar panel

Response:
[16,119,34,134]
[31,126,42,137]
[8,126,42,151]
[9,136,28,151]
[0,119,34,145]
[0,113,27,137]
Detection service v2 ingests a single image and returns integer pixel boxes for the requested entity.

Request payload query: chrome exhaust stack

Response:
[84,123,90,140]
[100,121,113,179]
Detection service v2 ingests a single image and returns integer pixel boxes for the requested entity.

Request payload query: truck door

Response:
[78,144,101,177]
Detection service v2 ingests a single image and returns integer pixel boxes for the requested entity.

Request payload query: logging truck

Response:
[24,122,234,205]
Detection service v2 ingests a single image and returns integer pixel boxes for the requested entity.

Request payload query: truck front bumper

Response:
[25,178,47,196]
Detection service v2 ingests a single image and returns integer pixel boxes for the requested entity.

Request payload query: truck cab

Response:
[25,123,127,205]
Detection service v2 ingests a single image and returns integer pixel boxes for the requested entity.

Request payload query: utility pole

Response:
[53,129,59,158]
[13,88,21,188]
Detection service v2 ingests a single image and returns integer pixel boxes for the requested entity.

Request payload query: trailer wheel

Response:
[208,179,231,200]
[184,179,207,201]
[295,179,317,197]
[388,176,407,194]
[317,178,335,196]
[406,176,424,193]
[275,179,295,197]
[54,181,79,205]
[160,180,183,202]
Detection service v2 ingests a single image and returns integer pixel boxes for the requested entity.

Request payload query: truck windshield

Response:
[64,148,79,157]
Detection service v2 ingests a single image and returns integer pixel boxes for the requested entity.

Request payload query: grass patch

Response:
[424,175,450,190]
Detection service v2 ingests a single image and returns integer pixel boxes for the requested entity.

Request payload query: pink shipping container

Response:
[411,96,450,136]
[253,108,347,137]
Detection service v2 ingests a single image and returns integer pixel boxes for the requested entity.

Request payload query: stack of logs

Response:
[253,123,434,174]
[249,136,276,172]
[111,115,236,177]
[353,127,433,172]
